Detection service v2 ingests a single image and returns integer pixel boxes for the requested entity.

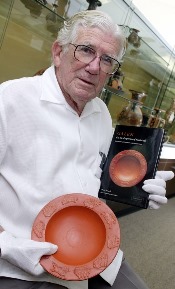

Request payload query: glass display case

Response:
[1,0,175,215]
[1,0,175,145]
[0,0,66,82]
[100,23,175,144]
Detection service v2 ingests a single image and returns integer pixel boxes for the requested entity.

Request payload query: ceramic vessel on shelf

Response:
[117,90,146,127]
[133,37,141,48]
[20,0,43,18]
[86,0,102,10]
[147,107,165,128]
[164,98,175,125]
[111,70,124,91]
[128,28,141,48]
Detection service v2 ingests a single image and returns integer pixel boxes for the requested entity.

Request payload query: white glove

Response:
[0,231,58,275]
[142,171,174,209]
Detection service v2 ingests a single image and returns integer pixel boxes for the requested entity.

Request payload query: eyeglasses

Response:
[70,43,121,75]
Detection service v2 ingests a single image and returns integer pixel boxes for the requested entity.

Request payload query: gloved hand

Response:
[0,231,58,275]
[142,171,174,209]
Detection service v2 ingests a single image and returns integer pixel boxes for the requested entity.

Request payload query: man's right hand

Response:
[0,231,58,275]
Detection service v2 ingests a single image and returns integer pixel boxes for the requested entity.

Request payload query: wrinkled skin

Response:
[52,27,121,115]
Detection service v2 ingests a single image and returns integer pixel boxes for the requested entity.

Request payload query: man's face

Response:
[52,27,120,111]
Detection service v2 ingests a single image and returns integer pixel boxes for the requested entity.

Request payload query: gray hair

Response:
[56,10,126,61]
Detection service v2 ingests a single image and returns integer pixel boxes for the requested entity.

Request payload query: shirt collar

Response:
[40,65,65,105]
[40,65,102,116]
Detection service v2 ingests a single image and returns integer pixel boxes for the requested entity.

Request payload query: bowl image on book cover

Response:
[109,150,147,187]
[31,193,120,281]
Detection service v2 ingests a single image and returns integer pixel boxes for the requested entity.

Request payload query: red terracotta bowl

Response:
[31,193,120,281]
[109,150,147,187]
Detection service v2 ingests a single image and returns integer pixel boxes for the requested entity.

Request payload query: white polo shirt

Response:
[0,66,123,288]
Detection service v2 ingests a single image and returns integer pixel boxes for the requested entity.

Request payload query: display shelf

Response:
[103,24,175,143]
[1,0,175,143]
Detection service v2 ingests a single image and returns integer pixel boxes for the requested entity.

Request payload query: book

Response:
[99,125,165,209]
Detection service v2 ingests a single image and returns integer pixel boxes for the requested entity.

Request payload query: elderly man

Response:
[0,9,173,289]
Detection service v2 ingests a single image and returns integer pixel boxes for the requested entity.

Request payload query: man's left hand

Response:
[142,171,174,209]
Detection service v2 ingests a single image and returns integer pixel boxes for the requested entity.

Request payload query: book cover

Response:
[99,125,165,208]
